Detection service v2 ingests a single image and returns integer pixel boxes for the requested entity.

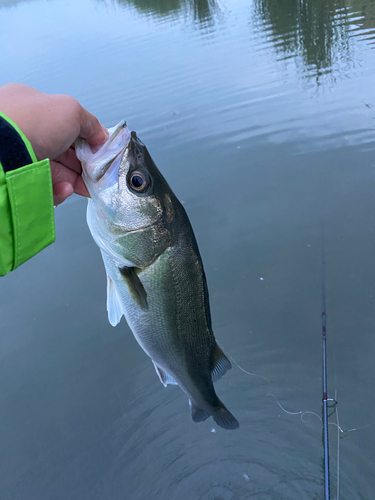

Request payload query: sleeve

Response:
[0,111,55,276]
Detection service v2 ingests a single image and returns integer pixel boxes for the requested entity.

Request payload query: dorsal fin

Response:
[212,343,232,383]
[119,266,148,311]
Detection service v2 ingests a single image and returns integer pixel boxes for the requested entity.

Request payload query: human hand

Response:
[0,83,109,206]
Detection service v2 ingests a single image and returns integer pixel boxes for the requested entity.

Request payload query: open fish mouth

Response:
[76,121,132,185]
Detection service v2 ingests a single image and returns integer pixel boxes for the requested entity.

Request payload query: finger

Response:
[50,160,79,187]
[73,175,90,198]
[69,126,107,151]
[78,107,109,146]
[54,147,82,173]
[50,159,90,198]
[53,182,73,206]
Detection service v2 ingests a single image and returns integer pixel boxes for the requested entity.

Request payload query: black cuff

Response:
[0,115,33,173]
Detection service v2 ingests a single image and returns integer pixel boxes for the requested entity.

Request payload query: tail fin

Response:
[212,406,239,430]
[190,400,239,430]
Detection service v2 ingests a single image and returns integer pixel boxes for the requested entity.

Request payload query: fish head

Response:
[76,121,176,267]
[115,130,168,230]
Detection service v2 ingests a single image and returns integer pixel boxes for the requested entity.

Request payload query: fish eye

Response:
[128,170,151,194]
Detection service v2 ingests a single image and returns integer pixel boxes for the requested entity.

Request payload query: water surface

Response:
[1,0,375,498]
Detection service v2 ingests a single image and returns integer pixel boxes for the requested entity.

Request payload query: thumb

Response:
[78,107,109,146]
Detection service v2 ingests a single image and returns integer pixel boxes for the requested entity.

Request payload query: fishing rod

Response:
[321,247,330,500]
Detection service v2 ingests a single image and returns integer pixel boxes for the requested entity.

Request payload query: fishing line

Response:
[229,349,374,500]
[228,350,374,434]
[229,353,323,423]
[223,229,375,500]
[225,260,375,500]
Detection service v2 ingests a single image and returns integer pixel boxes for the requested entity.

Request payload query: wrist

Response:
[0,111,38,170]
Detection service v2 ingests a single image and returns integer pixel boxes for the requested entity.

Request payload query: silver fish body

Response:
[76,123,239,430]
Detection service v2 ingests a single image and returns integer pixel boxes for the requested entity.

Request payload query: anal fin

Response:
[212,342,232,383]
[152,361,178,387]
[189,400,210,423]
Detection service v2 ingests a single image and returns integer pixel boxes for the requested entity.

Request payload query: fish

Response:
[76,121,239,430]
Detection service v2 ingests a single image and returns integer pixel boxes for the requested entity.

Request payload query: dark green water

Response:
[1,0,375,498]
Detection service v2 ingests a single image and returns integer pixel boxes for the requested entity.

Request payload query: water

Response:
[1,0,375,498]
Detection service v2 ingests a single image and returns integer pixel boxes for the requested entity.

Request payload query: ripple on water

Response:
[93,362,322,499]
[89,351,375,500]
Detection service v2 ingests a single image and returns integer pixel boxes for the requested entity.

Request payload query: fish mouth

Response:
[108,120,127,144]
[96,126,142,184]
[84,121,132,184]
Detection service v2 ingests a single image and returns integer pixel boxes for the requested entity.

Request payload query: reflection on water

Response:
[110,0,375,84]
[116,0,220,24]
[254,0,351,76]
[253,0,375,83]
[0,0,38,7]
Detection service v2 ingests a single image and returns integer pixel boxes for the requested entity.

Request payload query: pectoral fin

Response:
[211,343,232,383]
[119,266,148,311]
[106,275,124,326]
[153,361,178,387]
